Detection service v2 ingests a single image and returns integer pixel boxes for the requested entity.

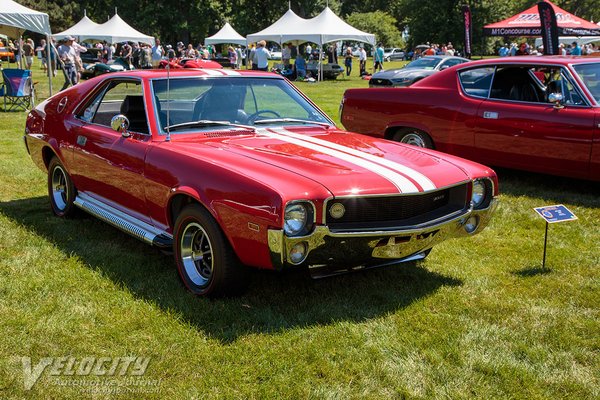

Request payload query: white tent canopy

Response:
[0,0,51,37]
[246,7,375,47]
[78,13,154,45]
[306,7,375,46]
[205,22,246,46]
[53,12,99,41]
[0,0,53,95]
[246,9,307,45]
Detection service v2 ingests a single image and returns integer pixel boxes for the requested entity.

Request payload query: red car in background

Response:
[25,69,498,296]
[341,56,600,181]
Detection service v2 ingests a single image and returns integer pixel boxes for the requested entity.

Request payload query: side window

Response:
[444,59,464,69]
[77,80,147,133]
[538,67,586,106]
[489,66,542,103]
[459,67,494,98]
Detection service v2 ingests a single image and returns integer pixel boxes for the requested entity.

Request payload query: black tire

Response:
[173,204,248,297]
[47,157,78,217]
[392,128,434,149]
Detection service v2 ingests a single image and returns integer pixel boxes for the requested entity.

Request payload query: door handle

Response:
[483,111,498,119]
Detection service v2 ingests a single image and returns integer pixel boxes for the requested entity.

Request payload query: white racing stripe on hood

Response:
[271,127,436,191]
[258,128,420,193]
[219,70,241,76]
[201,69,225,76]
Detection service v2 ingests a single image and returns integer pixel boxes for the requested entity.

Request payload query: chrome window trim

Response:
[457,62,592,107]
[457,65,496,99]
[148,75,335,136]
[73,77,152,135]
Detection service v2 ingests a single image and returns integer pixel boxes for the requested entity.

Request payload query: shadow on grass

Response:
[1,196,462,343]
[512,265,553,277]
[495,167,600,208]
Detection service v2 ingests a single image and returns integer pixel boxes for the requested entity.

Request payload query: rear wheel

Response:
[47,157,78,217]
[392,128,434,149]
[173,204,248,297]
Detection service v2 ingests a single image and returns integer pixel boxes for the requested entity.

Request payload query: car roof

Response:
[460,56,600,67]
[101,69,285,80]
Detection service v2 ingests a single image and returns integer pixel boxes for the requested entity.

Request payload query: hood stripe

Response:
[258,128,419,193]
[271,127,436,191]
[219,69,241,76]
[201,69,225,76]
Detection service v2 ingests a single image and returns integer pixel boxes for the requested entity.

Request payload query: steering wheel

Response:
[247,110,281,124]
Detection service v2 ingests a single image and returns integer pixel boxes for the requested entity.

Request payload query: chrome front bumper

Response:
[268,200,497,269]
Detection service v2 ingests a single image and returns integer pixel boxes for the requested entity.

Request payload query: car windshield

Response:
[152,77,332,133]
[572,63,600,103]
[405,57,441,70]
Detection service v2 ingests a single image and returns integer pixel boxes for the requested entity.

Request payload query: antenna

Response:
[165,63,171,142]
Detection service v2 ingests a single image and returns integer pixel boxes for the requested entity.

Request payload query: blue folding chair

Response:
[0,69,35,111]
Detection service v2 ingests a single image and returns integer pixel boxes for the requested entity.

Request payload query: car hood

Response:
[372,68,435,80]
[167,127,475,196]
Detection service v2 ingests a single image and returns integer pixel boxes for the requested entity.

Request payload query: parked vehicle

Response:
[383,48,405,62]
[341,56,600,181]
[80,57,134,79]
[0,46,16,63]
[25,69,498,296]
[369,56,469,87]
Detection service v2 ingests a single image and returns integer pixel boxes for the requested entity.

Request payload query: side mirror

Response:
[111,114,131,137]
[548,92,564,109]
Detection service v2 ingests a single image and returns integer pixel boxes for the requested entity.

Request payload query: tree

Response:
[347,11,404,48]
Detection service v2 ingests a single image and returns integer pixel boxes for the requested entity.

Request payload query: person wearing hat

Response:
[570,41,582,56]
[57,36,78,90]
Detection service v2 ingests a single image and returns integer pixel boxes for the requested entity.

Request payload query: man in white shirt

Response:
[358,47,367,76]
[57,36,78,90]
[282,43,291,67]
[253,40,271,71]
[151,39,164,68]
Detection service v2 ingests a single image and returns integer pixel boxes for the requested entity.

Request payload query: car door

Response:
[70,78,152,221]
[473,65,594,179]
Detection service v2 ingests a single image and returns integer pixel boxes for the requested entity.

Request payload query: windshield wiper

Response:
[253,118,332,128]
[164,120,256,132]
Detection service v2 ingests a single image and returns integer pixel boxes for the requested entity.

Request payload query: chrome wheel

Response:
[180,222,214,286]
[400,133,427,147]
[393,128,434,149]
[48,157,78,217]
[174,204,249,297]
[51,165,69,211]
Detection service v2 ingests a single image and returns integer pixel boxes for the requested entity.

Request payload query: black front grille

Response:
[325,184,469,231]
[369,78,393,87]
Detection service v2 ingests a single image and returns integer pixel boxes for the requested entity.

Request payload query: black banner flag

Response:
[462,5,472,58]
[538,1,559,55]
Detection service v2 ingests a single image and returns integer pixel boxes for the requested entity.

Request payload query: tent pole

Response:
[47,35,52,96]
[19,35,23,70]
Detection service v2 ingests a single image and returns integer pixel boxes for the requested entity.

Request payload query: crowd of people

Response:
[2,35,599,91]
[498,41,599,56]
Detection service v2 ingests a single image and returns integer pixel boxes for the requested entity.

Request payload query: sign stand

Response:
[533,204,577,269]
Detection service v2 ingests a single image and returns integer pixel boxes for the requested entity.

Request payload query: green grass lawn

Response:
[0,61,598,399]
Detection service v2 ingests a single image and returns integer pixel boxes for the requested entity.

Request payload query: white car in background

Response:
[383,48,406,61]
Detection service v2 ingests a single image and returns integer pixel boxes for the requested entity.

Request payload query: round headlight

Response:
[471,180,486,208]
[284,203,308,236]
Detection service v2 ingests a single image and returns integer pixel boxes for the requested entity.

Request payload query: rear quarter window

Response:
[459,67,495,98]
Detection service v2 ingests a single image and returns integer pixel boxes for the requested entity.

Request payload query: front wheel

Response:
[173,204,248,297]
[47,157,78,217]
[392,128,434,149]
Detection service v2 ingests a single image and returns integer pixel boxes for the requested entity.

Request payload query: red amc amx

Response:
[341,56,600,181]
[25,69,498,296]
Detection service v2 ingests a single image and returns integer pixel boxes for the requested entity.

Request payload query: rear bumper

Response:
[268,199,497,269]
